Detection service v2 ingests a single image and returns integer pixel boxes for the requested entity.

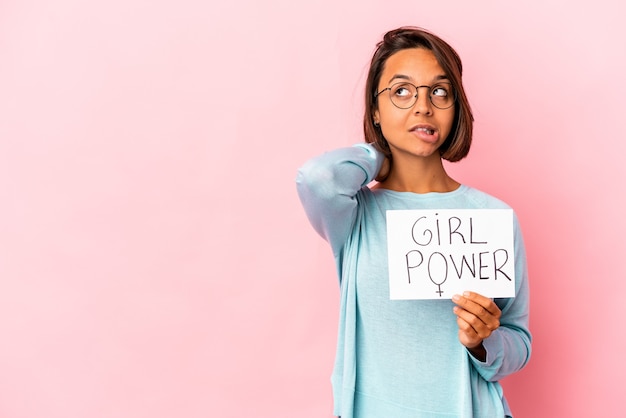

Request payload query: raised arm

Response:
[296,144,384,256]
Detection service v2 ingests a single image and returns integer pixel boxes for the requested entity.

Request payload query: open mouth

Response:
[410,125,440,143]
[414,127,436,135]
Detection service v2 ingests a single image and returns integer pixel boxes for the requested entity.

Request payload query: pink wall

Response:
[1,1,624,417]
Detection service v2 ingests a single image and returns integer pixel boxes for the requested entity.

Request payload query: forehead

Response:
[380,48,445,84]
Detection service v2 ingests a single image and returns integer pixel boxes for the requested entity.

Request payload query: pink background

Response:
[1,1,624,417]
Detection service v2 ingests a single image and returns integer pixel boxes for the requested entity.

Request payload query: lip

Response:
[409,123,439,143]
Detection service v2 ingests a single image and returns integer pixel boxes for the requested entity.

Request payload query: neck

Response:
[376,153,460,194]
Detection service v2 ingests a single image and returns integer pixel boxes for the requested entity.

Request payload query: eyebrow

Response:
[388,74,450,84]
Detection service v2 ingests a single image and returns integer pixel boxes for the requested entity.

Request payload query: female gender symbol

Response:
[428,252,448,297]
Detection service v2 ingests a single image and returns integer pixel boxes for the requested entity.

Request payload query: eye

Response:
[392,84,414,98]
[431,85,449,97]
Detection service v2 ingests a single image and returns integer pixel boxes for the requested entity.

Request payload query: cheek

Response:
[378,105,403,126]
[440,112,455,135]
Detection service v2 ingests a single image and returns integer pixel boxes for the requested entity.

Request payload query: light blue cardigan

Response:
[296,144,531,418]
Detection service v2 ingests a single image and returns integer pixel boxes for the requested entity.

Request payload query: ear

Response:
[373,109,380,126]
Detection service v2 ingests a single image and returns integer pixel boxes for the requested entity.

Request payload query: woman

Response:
[296,27,531,417]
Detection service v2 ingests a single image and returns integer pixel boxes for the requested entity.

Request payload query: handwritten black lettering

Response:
[405,250,424,284]
[435,213,441,246]
[470,218,488,244]
[411,216,432,246]
[448,216,466,244]
[493,249,511,281]
[428,252,448,296]
[478,251,490,279]
[449,253,476,279]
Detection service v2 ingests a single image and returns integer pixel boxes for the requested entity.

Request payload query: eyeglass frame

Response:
[374,81,457,110]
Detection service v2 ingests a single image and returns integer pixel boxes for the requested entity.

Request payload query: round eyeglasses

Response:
[375,81,456,110]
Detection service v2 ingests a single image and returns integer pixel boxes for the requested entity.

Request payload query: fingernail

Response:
[452,294,461,302]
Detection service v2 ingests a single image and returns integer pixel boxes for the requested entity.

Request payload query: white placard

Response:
[386,209,515,300]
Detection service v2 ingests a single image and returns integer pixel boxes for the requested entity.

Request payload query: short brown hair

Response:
[363,27,474,162]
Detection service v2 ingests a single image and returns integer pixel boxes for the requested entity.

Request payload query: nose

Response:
[412,86,433,115]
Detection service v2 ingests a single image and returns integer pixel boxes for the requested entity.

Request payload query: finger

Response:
[453,305,494,338]
[458,300,500,331]
[455,316,482,348]
[459,291,501,318]
[452,293,501,330]
[452,294,490,321]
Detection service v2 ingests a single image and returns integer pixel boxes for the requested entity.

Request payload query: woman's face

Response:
[374,48,455,161]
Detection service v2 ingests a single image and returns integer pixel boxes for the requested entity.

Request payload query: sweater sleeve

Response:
[468,213,532,381]
[295,144,384,257]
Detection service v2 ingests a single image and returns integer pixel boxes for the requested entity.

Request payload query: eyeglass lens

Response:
[388,82,455,109]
